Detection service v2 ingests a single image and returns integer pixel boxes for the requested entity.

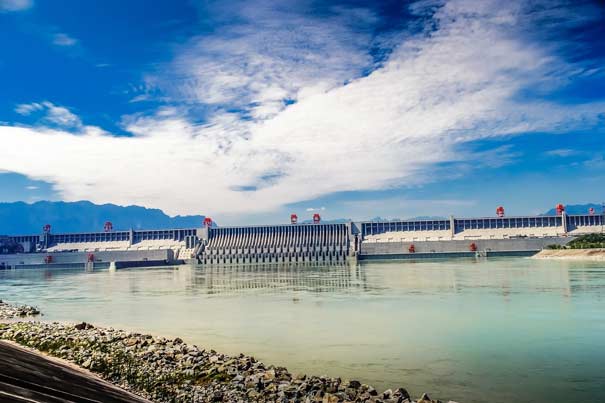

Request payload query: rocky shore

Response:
[0,321,456,403]
[0,299,41,320]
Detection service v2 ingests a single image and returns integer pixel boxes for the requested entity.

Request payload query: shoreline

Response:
[0,299,41,320]
[0,303,455,403]
[532,248,605,261]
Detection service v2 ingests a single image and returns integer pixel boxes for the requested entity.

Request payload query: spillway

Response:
[200,223,350,265]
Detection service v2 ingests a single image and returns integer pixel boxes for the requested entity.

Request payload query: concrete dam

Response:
[1,208,604,269]
[200,223,350,265]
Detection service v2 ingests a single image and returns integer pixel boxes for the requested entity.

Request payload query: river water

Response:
[1,258,604,403]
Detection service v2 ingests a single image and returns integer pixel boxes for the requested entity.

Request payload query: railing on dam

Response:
[361,220,450,236]
[201,223,349,265]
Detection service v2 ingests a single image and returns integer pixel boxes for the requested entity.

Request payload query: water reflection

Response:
[180,264,367,295]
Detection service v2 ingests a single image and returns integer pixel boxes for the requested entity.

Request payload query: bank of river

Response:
[0,317,445,403]
[533,248,605,261]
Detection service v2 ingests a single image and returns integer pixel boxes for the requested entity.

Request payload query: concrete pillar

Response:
[449,215,455,239]
[562,211,568,233]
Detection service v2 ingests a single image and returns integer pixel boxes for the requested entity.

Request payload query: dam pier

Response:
[1,207,604,269]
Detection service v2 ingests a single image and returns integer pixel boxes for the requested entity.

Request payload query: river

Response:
[1,258,604,403]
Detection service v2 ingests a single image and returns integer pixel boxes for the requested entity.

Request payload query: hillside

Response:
[0,201,206,235]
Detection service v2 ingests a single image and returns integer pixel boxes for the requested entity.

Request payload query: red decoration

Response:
[496,206,505,217]
[313,213,321,224]
[408,244,416,253]
[203,217,213,227]
[290,214,298,224]
[469,243,477,252]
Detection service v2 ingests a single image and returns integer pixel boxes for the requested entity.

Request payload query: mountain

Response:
[300,218,350,224]
[0,201,206,235]
[543,203,603,216]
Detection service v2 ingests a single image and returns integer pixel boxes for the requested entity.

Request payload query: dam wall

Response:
[8,228,199,253]
[359,237,572,260]
[201,223,350,265]
[2,212,603,267]
[360,213,604,242]
[0,249,173,269]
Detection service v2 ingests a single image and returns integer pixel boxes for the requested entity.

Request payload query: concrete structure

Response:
[200,223,349,265]
[1,212,603,268]
[1,228,199,269]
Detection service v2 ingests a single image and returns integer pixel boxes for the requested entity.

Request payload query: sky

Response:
[0,0,604,225]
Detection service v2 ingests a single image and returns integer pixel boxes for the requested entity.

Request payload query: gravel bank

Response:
[532,249,605,261]
[0,299,41,320]
[0,321,456,403]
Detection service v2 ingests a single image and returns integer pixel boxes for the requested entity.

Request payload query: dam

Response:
[1,208,603,269]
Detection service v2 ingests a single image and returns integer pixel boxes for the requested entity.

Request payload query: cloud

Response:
[0,0,32,12]
[146,0,382,120]
[1,0,604,217]
[15,101,82,129]
[15,102,44,115]
[52,33,78,47]
[545,149,578,157]
[584,154,605,170]
[25,185,38,190]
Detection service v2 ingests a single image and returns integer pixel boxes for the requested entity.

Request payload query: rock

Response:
[418,392,432,402]
[0,318,450,403]
[347,380,361,389]
[74,322,93,330]
[394,388,411,400]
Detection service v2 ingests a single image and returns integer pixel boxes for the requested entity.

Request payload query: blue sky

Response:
[0,0,604,225]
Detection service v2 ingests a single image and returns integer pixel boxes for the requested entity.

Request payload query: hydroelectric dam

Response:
[1,205,603,269]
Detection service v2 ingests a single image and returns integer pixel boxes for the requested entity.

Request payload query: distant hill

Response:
[300,218,350,224]
[543,203,603,216]
[0,201,207,235]
[300,216,448,224]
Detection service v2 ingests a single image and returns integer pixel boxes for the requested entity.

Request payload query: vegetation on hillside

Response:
[548,233,605,250]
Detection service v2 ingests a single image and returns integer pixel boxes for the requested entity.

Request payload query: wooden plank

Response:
[0,341,151,403]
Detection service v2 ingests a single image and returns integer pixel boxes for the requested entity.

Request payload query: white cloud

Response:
[545,149,578,157]
[15,101,82,129]
[0,0,32,12]
[1,0,604,218]
[15,102,44,115]
[147,1,380,120]
[52,33,77,47]
[25,185,38,190]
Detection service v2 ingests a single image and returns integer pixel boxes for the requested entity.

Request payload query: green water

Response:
[1,258,604,403]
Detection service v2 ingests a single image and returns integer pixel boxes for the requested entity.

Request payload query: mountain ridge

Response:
[0,201,206,235]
